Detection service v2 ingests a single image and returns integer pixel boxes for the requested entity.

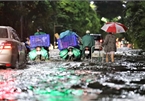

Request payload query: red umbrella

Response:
[101,22,128,33]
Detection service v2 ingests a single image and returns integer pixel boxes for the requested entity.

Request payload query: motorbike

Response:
[59,47,81,61]
[28,46,49,61]
[67,46,75,61]
[84,46,91,59]
[28,34,50,61]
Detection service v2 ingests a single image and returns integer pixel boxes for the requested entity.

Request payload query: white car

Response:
[0,26,27,68]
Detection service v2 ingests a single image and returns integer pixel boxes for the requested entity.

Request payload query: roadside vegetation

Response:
[0,1,144,50]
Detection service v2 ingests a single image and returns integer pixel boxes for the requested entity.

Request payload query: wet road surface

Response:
[0,49,145,101]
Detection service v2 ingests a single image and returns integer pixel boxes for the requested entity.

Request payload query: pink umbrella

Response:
[101,22,128,33]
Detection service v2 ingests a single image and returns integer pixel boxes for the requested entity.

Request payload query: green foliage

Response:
[124,1,145,50]
[0,0,101,42]
[56,0,100,36]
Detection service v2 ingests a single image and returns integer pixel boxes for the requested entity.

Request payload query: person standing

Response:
[102,32,116,63]
[120,37,127,47]
[25,37,32,53]
[116,38,121,48]
[81,30,95,59]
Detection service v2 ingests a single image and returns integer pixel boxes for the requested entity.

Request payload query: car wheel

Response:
[15,59,19,69]
[20,62,26,69]
[22,56,27,69]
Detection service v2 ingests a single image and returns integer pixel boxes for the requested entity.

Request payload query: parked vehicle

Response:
[0,26,27,69]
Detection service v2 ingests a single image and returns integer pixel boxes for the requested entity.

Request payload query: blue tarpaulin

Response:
[30,34,50,48]
[59,30,78,39]
[58,34,78,50]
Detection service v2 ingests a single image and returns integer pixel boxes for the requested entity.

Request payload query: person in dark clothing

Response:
[81,30,95,59]
[34,26,46,35]
[25,37,31,53]
[34,27,49,51]
[102,32,116,62]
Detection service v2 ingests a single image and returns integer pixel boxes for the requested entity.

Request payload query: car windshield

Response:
[91,34,102,40]
[94,36,101,40]
[0,28,8,38]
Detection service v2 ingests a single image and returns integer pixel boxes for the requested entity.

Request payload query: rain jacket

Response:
[59,47,81,59]
[59,30,78,39]
[28,47,49,60]
[102,33,116,53]
[82,34,95,49]
[34,31,46,35]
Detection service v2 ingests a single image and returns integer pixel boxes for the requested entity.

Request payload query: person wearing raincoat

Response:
[58,30,82,60]
[34,26,46,35]
[81,30,95,59]
[28,26,49,61]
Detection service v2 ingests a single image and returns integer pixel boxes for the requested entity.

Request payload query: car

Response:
[0,26,27,69]
[90,34,104,62]
[90,34,103,50]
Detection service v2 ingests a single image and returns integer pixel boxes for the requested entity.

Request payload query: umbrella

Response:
[101,22,128,33]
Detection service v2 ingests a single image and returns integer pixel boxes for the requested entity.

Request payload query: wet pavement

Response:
[0,48,145,101]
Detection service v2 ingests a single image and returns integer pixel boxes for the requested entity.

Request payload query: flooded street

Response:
[0,49,145,101]
[1,1,145,101]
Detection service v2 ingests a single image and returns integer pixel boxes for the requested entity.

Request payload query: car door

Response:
[11,30,26,64]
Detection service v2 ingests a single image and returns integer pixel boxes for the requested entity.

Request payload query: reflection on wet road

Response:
[0,49,145,101]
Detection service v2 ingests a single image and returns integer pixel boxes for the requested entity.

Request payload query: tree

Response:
[0,1,55,40]
[94,1,126,38]
[0,0,101,42]
[124,1,145,50]
[95,1,124,20]
[55,0,100,36]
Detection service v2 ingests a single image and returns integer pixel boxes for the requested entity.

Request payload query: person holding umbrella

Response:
[101,22,128,63]
[102,32,116,63]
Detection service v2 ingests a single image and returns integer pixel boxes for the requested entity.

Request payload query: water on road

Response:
[0,48,145,101]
